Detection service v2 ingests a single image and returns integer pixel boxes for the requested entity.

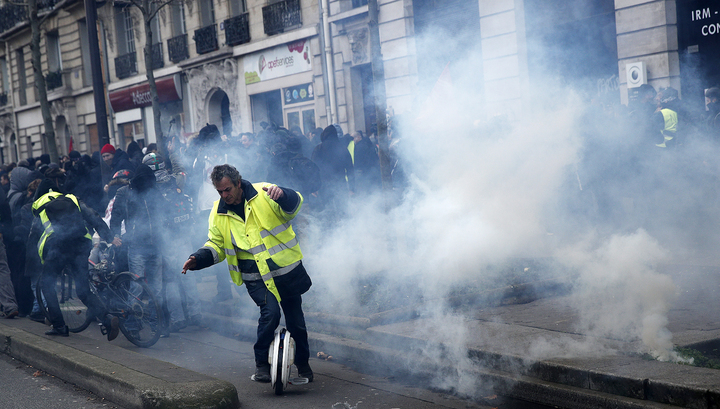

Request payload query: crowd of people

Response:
[0,120,390,379]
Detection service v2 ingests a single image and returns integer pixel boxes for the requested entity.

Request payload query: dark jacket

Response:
[353,136,380,190]
[102,149,133,186]
[311,126,355,193]
[110,164,163,246]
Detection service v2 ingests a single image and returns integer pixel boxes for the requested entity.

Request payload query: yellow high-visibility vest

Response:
[201,182,303,302]
[32,191,91,263]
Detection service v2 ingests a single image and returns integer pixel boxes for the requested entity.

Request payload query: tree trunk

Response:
[29,0,59,163]
[142,0,165,160]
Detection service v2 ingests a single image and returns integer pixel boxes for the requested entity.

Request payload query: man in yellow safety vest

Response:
[182,164,313,383]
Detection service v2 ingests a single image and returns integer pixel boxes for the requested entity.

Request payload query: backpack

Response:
[161,186,194,230]
[288,156,322,194]
[38,195,87,239]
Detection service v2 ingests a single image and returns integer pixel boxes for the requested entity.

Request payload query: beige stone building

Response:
[0,0,100,164]
[0,0,717,163]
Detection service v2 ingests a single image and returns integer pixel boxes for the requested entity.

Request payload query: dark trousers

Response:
[40,239,105,329]
[246,280,309,367]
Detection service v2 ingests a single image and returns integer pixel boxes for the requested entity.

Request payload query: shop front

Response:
[677,0,720,111]
[244,39,317,136]
[108,73,184,149]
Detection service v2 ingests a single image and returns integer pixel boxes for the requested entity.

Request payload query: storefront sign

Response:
[682,0,720,51]
[283,83,314,105]
[244,40,312,85]
[108,74,182,112]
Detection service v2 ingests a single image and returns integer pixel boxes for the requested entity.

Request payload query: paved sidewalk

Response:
[0,263,719,408]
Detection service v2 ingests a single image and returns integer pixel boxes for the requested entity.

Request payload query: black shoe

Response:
[29,312,45,323]
[253,364,271,383]
[105,315,119,341]
[3,310,18,319]
[45,326,69,337]
[296,363,314,383]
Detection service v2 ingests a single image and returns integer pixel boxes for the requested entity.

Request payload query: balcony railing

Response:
[45,70,63,90]
[0,0,58,34]
[0,92,7,106]
[224,13,250,47]
[38,0,58,11]
[168,34,189,63]
[115,52,137,79]
[151,43,164,69]
[194,24,218,55]
[0,4,27,34]
[262,0,302,36]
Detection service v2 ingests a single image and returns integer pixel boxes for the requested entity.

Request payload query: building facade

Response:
[0,0,717,163]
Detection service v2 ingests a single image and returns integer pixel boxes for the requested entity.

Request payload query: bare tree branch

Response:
[147,0,175,21]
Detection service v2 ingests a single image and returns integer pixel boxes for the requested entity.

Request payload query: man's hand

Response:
[111,237,122,247]
[182,256,197,274]
[263,185,285,201]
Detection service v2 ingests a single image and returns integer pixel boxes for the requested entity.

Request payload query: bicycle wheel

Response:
[112,273,164,348]
[36,271,93,333]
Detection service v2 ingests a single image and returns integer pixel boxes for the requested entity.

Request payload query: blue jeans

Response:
[245,280,309,367]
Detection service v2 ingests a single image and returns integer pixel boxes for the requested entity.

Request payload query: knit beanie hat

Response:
[101,144,116,155]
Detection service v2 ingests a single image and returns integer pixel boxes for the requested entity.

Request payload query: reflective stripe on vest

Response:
[241,260,301,282]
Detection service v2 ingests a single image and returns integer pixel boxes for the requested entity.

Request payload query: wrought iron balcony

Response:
[0,4,27,34]
[38,0,58,11]
[151,42,164,69]
[115,52,137,79]
[45,70,63,90]
[262,0,302,36]
[0,92,7,106]
[224,13,250,47]
[194,24,218,55]
[352,0,368,7]
[168,34,189,63]
[0,0,59,34]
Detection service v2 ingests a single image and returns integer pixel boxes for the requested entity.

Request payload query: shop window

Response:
[119,121,145,149]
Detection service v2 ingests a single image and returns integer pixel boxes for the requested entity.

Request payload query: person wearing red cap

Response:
[100,144,133,188]
[100,144,116,167]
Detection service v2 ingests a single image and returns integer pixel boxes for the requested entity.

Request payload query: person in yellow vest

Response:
[32,173,121,339]
[182,164,313,383]
[653,87,680,148]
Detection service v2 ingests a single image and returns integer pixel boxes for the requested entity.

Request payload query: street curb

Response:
[0,324,240,409]
[202,309,720,409]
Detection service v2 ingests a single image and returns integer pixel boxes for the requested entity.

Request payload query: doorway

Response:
[207,89,233,136]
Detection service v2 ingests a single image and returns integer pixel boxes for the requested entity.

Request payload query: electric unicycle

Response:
[253,327,309,395]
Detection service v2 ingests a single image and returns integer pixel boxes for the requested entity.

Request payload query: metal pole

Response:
[84,0,110,148]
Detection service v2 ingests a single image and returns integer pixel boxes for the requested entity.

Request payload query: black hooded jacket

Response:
[110,164,163,246]
[311,126,355,192]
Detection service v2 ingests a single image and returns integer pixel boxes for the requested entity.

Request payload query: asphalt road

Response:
[0,350,127,409]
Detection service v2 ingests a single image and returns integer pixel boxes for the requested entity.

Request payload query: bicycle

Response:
[36,243,165,348]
